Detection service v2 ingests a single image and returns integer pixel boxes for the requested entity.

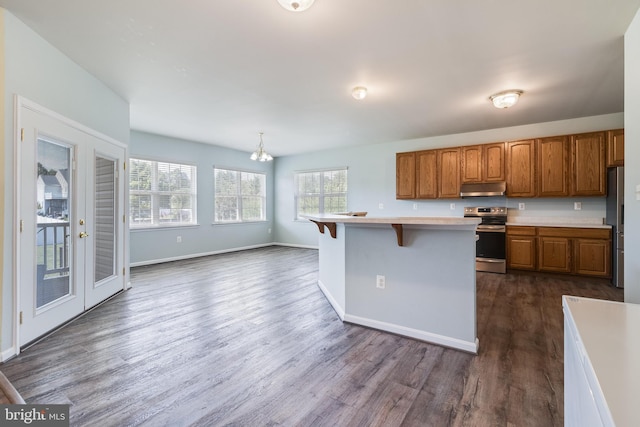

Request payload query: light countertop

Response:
[302,214,481,227]
[507,216,610,229]
[563,296,640,426]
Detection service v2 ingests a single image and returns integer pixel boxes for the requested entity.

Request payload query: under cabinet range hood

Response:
[460,181,506,197]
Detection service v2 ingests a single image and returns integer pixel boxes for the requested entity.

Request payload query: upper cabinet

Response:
[606,128,624,167]
[396,128,619,200]
[506,139,536,197]
[462,142,505,183]
[437,148,460,198]
[416,150,438,199]
[538,136,570,197]
[571,131,606,196]
[396,152,416,199]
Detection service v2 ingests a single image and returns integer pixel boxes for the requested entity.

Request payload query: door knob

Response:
[79,232,89,238]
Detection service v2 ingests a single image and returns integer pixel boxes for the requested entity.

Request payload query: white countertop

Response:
[302,214,481,227]
[507,216,610,229]
[563,296,640,426]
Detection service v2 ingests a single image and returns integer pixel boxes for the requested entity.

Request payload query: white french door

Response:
[17,100,126,347]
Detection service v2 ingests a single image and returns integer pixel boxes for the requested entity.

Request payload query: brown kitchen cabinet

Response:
[506,139,536,197]
[606,128,624,167]
[437,147,460,198]
[571,131,606,196]
[506,226,537,270]
[396,152,416,199]
[416,150,437,199]
[509,226,611,278]
[538,136,570,197]
[538,236,572,273]
[574,238,611,277]
[461,142,505,183]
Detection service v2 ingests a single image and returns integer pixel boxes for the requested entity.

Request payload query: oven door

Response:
[476,225,506,273]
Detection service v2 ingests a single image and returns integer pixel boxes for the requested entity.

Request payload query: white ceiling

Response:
[1,0,639,156]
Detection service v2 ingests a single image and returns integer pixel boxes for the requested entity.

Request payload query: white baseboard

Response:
[130,243,274,267]
[272,242,318,250]
[343,314,479,354]
[1,346,18,362]
[317,280,345,320]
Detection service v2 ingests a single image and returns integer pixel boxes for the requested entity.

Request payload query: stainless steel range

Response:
[464,206,507,274]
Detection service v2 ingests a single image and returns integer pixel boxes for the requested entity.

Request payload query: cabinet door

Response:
[437,148,460,198]
[538,136,570,197]
[483,142,505,182]
[461,145,482,183]
[574,239,611,277]
[606,129,624,167]
[571,132,606,196]
[416,150,437,199]
[539,237,572,273]
[506,140,536,197]
[507,235,537,270]
[396,152,416,199]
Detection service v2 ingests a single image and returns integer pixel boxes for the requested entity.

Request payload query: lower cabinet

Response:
[507,226,611,278]
[506,226,537,270]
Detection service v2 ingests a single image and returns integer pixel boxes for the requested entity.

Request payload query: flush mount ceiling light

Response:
[489,90,523,109]
[277,0,315,12]
[250,132,273,162]
[352,86,368,100]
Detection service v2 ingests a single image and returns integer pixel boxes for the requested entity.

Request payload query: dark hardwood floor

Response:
[1,246,622,426]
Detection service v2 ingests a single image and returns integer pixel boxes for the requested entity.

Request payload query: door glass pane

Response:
[95,156,116,283]
[36,139,72,308]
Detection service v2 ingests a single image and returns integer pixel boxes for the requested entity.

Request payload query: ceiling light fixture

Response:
[250,132,273,162]
[490,90,523,109]
[352,86,368,100]
[277,0,315,12]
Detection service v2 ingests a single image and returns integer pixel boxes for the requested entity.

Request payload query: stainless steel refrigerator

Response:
[606,167,624,288]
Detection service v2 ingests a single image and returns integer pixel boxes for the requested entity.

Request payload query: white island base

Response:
[304,215,481,354]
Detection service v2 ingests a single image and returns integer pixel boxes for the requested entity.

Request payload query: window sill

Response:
[130,224,200,232]
[211,220,269,226]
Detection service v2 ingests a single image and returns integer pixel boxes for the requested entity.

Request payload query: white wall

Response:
[625,9,640,303]
[275,114,623,248]
[129,131,275,265]
[1,9,130,355]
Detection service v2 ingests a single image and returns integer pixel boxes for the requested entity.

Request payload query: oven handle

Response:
[477,225,506,232]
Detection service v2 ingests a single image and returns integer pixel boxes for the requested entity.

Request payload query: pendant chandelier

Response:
[250,132,273,162]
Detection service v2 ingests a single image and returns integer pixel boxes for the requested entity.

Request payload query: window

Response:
[129,158,197,228]
[214,168,266,223]
[294,168,347,219]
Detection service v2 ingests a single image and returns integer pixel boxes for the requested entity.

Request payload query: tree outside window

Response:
[295,168,347,219]
[129,158,197,228]
[214,168,266,223]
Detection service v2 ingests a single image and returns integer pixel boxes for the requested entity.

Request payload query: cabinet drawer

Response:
[506,226,536,236]
[538,227,610,239]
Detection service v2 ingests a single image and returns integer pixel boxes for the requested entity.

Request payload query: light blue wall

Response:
[625,10,640,303]
[129,131,274,265]
[275,113,623,247]
[1,9,130,354]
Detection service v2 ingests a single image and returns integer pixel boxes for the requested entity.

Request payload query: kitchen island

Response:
[303,214,481,353]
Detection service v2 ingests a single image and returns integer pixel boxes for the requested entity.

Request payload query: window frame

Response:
[294,167,348,220]
[213,166,267,224]
[129,157,198,229]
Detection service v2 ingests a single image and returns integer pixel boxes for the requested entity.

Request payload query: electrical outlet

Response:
[413,203,418,210]
[376,275,385,289]
[379,203,384,210]
[574,202,582,211]
[176,236,182,243]
[268,228,272,234]
[450,203,456,210]
[518,203,525,211]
